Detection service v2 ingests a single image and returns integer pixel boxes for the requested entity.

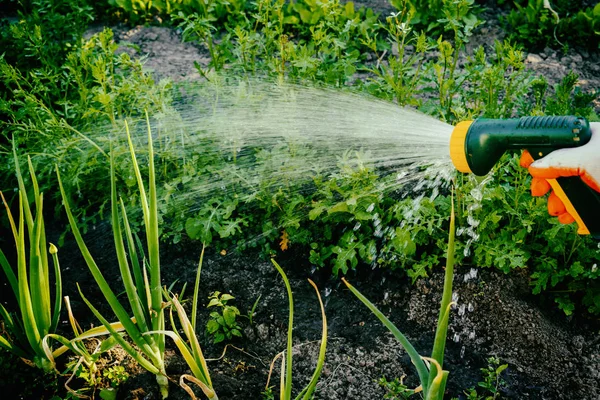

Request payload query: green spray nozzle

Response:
[449,116,600,239]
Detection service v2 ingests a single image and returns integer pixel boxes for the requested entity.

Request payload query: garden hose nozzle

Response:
[450,116,600,239]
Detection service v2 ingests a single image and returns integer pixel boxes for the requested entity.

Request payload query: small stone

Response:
[526,54,543,64]
[256,323,269,341]
[581,49,589,58]
[571,53,583,63]
[243,326,256,342]
[145,32,159,41]
[561,56,571,64]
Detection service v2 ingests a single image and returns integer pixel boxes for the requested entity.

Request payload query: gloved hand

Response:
[520,122,600,224]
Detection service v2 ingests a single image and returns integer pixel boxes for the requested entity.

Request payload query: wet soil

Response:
[38,225,600,399]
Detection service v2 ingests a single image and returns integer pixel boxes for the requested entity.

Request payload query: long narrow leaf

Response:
[422,357,445,400]
[16,192,42,357]
[0,247,18,299]
[170,295,212,386]
[56,167,157,359]
[342,278,430,394]
[271,259,294,399]
[0,335,28,358]
[296,279,327,400]
[120,199,150,324]
[29,192,50,336]
[109,149,152,339]
[77,284,161,374]
[192,244,206,332]
[49,244,62,333]
[428,194,456,389]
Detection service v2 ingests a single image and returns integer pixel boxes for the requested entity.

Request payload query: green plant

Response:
[266,259,327,399]
[378,375,415,399]
[246,294,262,325]
[342,196,456,399]
[57,117,171,398]
[403,0,480,35]
[462,357,508,400]
[0,149,62,372]
[503,0,600,50]
[44,296,126,397]
[206,291,243,344]
[154,292,218,400]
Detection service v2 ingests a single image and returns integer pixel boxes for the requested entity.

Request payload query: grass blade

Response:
[192,243,206,332]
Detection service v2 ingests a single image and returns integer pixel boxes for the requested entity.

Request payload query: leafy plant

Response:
[206,291,243,344]
[503,0,600,50]
[462,357,508,400]
[342,196,457,399]
[0,149,62,372]
[266,259,327,399]
[378,375,415,399]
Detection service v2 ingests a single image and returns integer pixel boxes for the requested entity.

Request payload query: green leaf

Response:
[220,294,235,302]
[496,364,508,375]
[206,320,219,334]
[223,308,236,326]
[207,299,220,308]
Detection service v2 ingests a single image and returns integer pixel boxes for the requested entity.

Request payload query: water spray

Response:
[449,116,600,239]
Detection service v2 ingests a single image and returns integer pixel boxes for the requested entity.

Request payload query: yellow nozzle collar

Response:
[450,120,473,173]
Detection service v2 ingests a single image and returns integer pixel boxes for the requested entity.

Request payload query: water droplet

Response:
[453,333,460,343]
[452,292,459,303]
[458,304,466,316]
[460,345,466,358]
[467,302,474,312]
[324,288,332,297]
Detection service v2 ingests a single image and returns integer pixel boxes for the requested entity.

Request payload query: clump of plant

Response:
[461,357,508,400]
[264,259,327,399]
[342,196,457,399]
[379,375,415,399]
[57,117,173,398]
[206,291,243,344]
[0,149,62,372]
[502,0,600,50]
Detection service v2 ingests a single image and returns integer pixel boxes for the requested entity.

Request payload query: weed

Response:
[462,357,508,400]
[378,375,415,399]
[206,292,243,344]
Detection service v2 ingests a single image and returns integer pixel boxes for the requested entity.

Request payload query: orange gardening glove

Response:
[520,122,600,225]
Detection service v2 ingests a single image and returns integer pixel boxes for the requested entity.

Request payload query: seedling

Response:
[206,291,243,344]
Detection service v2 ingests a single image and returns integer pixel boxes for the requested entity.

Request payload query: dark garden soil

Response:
[2,2,600,400]
[19,222,600,400]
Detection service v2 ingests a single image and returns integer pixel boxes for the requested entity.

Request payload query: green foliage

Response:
[378,376,415,399]
[503,0,600,50]
[205,291,243,344]
[0,151,62,372]
[462,357,508,400]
